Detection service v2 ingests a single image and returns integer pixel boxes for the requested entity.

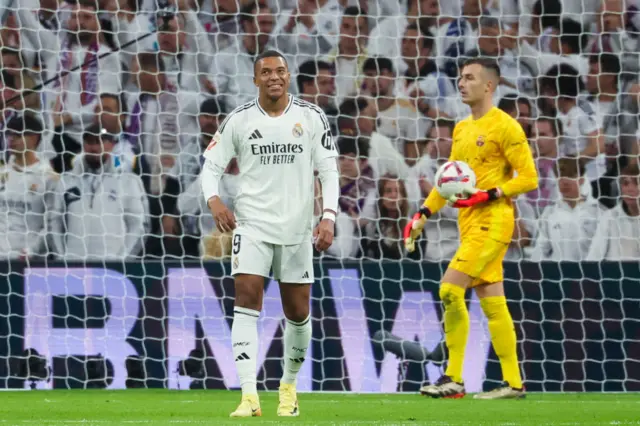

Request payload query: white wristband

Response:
[322,211,336,222]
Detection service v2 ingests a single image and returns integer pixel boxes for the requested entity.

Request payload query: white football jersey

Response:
[0,158,59,258]
[202,95,338,245]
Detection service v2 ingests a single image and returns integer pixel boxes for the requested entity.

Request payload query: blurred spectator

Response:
[407,119,459,261]
[273,0,341,64]
[312,176,358,259]
[540,64,606,184]
[521,0,562,48]
[52,124,149,260]
[520,19,589,78]
[397,24,461,120]
[337,97,409,179]
[360,57,429,163]
[363,174,424,260]
[95,92,136,171]
[498,94,533,137]
[156,0,215,93]
[162,98,224,256]
[0,113,58,260]
[587,163,640,261]
[198,0,248,52]
[127,52,203,193]
[15,1,123,172]
[367,0,447,76]
[505,197,537,260]
[0,47,25,78]
[212,0,278,111]
[337,135,376,229]
[323,6,369,104]
[529,157,602,261]
[526,117,562,217]
[105,0,157,65]
[296,60,338,133]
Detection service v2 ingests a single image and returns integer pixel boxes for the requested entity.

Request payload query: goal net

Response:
[1,0,639,392]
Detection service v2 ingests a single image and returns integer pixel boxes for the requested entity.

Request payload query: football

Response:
[434,161,477,199]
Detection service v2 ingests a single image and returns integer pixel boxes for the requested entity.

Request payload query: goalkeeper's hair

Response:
[462,57,501,80]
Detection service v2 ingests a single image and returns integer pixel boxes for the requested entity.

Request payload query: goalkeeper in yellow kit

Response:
[405,58,538,400]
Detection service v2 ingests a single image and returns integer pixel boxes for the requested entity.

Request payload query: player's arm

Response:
[498,120,539,198]
[201,115,238,232]
[311,110,340,251]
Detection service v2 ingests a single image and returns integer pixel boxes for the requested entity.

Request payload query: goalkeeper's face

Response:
[458,64,494,105]
[254,56,290,101]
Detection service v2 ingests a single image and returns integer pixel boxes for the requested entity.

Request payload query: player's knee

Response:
[234,274,264,311]
[439,283,466,309]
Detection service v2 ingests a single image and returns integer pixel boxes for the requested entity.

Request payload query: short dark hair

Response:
[555,19,587,54]
[337,135,369,158]
[1,70,16,89]
[404,23,434,51]
[200,98,221,115]
[621,163,640,180]
[100,92,127,114]
[433,118,456,132]
[532,0,562,29]
[6,112,44,139]
[338,97,368,123]
[362,57,394,75]
[589,53,621,75]
[297,60,333,93]
[536,116,562,137]
[498,94,531,115]
[343,5,365,17]
[543,63,583,98]
[556,156,584,178]
[254,50,288,73]
[462,57,501,80]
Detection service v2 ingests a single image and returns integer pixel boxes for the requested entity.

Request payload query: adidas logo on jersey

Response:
[248,130,263,140]
[302,271,309,279]
[235,352,250,361]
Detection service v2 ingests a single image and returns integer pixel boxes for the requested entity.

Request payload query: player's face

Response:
[458,64,493,105]
[254,56,290,101]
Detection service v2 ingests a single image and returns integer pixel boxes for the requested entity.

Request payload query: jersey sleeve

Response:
[499,119,539,198]
[311,108,338,162]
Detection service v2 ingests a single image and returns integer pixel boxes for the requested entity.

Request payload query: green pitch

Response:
[0,390,639,425]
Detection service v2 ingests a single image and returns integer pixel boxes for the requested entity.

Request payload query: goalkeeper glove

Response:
[449,188,501,208]
[403,207,431,253]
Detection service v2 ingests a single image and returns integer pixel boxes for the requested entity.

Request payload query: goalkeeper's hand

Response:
[403,207,431,253]
[448,188,502,208]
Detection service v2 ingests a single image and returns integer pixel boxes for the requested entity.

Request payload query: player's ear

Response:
[253,76,258,87]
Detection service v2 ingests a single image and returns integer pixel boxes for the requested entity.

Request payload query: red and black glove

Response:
[450,188,501,208]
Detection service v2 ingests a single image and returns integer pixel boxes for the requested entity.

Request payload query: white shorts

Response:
[230,232,314,284]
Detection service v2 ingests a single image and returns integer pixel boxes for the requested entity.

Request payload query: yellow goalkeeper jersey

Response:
[424,107,538,243]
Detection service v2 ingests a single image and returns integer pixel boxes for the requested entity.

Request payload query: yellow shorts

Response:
[448,237,509,287]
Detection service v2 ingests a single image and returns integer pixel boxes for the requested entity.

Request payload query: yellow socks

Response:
[440,283,469,384]
[480,296,523,389]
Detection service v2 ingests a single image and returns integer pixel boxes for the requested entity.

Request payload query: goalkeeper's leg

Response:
[229,273,264,417]
[420,267,472,399]
[474,281,526,400]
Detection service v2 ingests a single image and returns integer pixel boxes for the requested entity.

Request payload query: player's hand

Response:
[207,196,236,233]
[313,218,334,251]
[449,188,501,208]
[403,207,430,253]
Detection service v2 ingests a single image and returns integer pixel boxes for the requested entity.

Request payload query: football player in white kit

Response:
[201,50,339,418]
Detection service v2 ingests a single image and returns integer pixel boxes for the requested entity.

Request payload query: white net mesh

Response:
[0,0,639,392]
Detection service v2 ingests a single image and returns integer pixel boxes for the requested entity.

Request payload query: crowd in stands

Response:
[1,0,640,262]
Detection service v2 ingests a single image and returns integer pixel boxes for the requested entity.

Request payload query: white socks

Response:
[281,315,312,385]
[232,306,260,395]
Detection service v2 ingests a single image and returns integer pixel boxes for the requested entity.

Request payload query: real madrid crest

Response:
[292,123,304,138]
[476,135,485,147]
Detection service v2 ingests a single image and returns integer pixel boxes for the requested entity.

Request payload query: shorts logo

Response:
[476,135,485,147]
[292,123,304,138]
[233,257,239,269]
